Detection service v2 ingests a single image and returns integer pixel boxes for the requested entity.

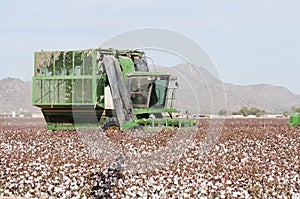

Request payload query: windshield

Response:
[128,75,169,108]
[133,56,149,72]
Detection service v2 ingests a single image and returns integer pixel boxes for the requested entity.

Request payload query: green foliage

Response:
[239,107,249,117]
[234,107,266,117]
[249,107,266,117]
[283,110,289,117]
[218,109,227,116]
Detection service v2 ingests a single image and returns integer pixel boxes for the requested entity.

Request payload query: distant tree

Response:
[232,111,239,115]
[249,107,266,117]
[238,107,250,117]
[218,109,227,117]
[292,106,300,113]
[235,107,266,117]
[283,110,289,117]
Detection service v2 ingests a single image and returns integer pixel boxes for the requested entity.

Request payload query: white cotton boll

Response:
[241,157,248,163]
[243,190,250,198]
[54,186,62,193]
[71,184,79,191]
[73,192,80,199]
[268,176,275,182]
[225,180,232,185]
[174,178,178,185]
[200,189,207,194]
[220,190,226,195]
[4,189,11,195]
[152,193,160,199]
[232,192,239,197]
[24,192,32,198]
[207,181,214,187]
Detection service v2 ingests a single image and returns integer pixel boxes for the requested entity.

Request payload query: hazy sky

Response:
[1,0,300,94]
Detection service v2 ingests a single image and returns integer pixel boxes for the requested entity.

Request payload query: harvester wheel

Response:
[103,120,120,132]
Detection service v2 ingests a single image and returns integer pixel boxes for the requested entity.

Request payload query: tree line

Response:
[219,106,300,117]
[218,107,266,117]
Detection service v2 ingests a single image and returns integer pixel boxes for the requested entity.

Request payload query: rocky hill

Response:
[0,78,38,112]
[156,64,300,114]
[1,65,300,114]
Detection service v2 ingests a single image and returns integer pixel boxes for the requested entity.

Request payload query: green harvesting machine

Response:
[32,48,196,130]
[289,113,300,126]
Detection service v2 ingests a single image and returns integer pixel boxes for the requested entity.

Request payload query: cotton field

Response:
[0,118,299,198]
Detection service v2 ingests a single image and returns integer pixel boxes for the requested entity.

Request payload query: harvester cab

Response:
[32,48,196,130]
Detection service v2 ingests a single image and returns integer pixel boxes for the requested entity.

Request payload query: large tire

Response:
[102,119,120,131]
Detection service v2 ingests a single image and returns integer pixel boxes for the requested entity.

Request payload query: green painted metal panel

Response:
[118,56,135,81]
[134,108,177,115]
[33,75,105,106]
[289,113,300,126]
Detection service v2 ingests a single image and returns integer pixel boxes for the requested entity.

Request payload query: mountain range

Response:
[156,64,300,114]
[1,64,299,114]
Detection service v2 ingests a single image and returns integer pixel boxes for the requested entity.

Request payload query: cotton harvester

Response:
[32,48,196,130]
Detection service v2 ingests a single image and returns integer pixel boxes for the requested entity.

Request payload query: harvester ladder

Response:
[102,55,135,126]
